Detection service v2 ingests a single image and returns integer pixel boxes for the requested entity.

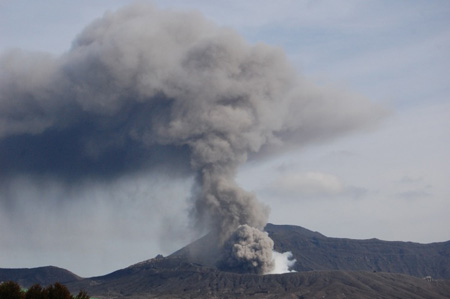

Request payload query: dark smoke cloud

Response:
[218,224,274,274]
[0,4,385,273]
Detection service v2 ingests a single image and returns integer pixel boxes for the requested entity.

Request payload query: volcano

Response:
[2,224,450,298]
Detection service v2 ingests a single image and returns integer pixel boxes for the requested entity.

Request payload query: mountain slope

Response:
[65,257,450,299]
[265,224,450,279]
[0,266,81,288]
[2,223,450,298]
[171,223,450,279]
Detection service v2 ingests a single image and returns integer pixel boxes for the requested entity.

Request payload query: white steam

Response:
[267,251,297,274]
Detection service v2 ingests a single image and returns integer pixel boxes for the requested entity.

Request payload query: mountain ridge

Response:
[170,223,450,279]
[2,223,450,298]
[0,265,81,287]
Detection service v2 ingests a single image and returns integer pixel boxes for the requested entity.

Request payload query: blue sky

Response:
[0,0,449,277]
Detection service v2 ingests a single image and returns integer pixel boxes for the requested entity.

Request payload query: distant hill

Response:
[0,266,81,288]
[1,224,450,298]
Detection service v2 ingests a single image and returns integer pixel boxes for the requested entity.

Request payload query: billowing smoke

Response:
[218,225,274,274]
[0,4,385,274]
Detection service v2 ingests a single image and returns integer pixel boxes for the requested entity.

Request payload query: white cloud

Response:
[248,100,450,243]
[271,172,344,197]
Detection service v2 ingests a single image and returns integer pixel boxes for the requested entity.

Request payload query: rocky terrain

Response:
[64,257,450,298]
[2,224,450,298]
[266,224,450,278]
[172,223,450,279]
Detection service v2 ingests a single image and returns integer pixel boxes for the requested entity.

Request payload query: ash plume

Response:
[0,4,385,274]
[218,225,274,274]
